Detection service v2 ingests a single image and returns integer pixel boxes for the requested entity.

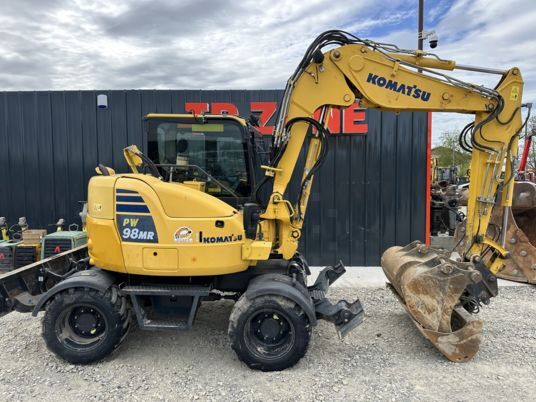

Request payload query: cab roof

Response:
[144,113,247,126]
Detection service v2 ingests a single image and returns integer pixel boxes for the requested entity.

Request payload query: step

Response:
[142,318,190,330]
[122,285,210,297]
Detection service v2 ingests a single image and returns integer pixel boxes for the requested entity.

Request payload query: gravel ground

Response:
[0,285,535,402]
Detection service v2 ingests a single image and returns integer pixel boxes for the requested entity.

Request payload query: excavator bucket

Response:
[455,181,536,284]
[495,181,536,283]
[381,241,483,362]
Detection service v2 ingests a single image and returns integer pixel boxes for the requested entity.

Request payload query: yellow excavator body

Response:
[87,172,273,276]
[83,31,528,366]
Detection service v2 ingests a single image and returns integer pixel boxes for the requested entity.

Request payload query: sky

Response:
[1,0,535,144]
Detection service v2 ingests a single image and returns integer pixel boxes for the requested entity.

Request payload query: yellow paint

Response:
[262,43,523,269]
[191,124,224,132]
[145,113,247,127]
[87,170,266,276]
[510,86,519,101]
[182,181,206,192]
[242,241,272,261]
[142,248,178,271]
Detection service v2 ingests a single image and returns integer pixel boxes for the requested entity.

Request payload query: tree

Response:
[432,130,471,175]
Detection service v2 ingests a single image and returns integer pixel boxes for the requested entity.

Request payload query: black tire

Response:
[228,294,311,371]
[42,287,131,364]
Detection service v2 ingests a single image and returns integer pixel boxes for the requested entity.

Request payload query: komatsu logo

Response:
[366,73,431,102]
[198,231,242,244]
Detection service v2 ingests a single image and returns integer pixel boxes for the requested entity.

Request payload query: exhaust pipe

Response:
[381,241,484,362]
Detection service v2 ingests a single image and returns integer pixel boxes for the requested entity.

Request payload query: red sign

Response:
[54,245,61,254]
[0,253,4,260]
[183,101,368,135]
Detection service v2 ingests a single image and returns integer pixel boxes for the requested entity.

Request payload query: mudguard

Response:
[245,274,317,325]
[32,268,116,316]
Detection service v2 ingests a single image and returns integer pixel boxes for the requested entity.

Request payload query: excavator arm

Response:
[258,30,526,361]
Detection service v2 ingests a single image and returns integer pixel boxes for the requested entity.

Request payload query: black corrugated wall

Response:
[0,90,428,266]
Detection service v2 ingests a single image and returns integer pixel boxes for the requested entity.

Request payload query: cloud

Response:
[98,0,245,39]
[426,0,536,143]
[0,0,534,146]
[0,0,412,90]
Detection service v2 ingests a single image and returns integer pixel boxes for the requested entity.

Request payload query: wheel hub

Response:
[253,313,290,344]
[260,317,281,338]
[69,307,105,338]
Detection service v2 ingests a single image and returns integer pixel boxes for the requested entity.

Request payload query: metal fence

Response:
[0,90,429,265]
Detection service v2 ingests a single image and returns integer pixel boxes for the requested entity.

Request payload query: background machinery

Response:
[0,214,87,273]
[430,183,464,237]
[0,217,9,242]
[455,127,536,284]
[41,212,88,261]
[430,155,465,238]
[0,217,27,272]
[14,228,47,268]
[0,30,529,370]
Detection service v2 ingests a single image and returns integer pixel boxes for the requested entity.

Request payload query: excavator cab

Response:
[144,114,258,208]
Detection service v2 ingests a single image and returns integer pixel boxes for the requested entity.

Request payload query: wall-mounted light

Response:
[97,94,108,109]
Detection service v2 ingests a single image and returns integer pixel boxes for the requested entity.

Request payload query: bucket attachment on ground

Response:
[381,241,484,362]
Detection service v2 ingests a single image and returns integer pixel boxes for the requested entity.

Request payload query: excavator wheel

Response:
[228,294,311,371]
[42,286,131,364]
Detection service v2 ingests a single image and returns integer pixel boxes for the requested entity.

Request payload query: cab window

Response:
[147,119,252,198]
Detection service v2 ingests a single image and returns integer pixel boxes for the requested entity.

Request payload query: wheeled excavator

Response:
[0,30,529,370]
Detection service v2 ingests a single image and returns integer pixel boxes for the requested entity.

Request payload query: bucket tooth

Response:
[381,241,483,362]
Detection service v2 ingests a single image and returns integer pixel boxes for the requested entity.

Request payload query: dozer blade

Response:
[381,241,483,362]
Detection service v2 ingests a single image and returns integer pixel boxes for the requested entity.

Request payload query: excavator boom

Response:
[259,31,525,360]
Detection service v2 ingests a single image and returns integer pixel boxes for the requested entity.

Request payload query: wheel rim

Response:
[55,304,108,352]
[244,308,295,361]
